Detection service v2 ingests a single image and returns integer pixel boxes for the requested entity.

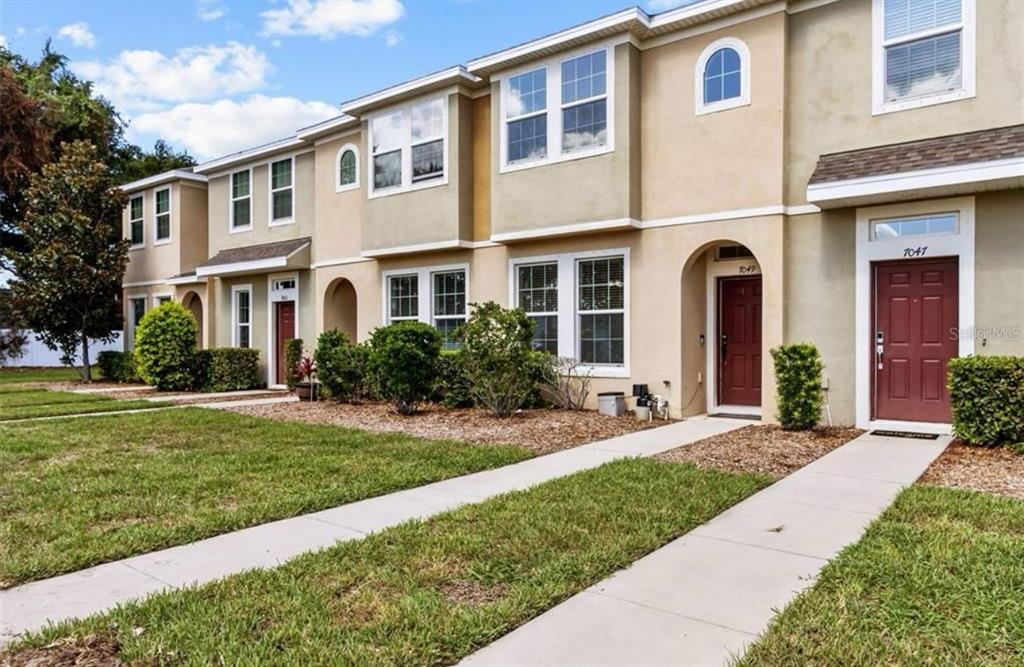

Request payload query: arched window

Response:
[694,38,750,115]
[335,143,359,192]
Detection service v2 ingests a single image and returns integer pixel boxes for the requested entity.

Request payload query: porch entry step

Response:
[869,429,941,440]
[708,413,761,421]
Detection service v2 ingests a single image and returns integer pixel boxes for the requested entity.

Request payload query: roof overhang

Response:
[119,170,206,193]
[295,113,360,142]
[195,240,311,278]
[341,66,484,115]
[165,273,208,286]
[807,157,1024,209]
[194,137,309,175]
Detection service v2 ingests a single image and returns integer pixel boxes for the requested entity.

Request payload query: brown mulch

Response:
[1,635,124,667]
[227,401,657,454]
[919,441,1024,500]
[656,424,864,479]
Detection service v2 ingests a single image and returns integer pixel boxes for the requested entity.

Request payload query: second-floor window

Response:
[561,50,607,153]
[154,188,171,242]
[270,158,293,223]
[337,144,359,191]
[370,97,446,195]
[507,68,548,163]
[129,195,144,247]
[695,37,751,115]
[231,170,251,230]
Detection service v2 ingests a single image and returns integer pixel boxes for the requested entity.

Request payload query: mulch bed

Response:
[919,441,1024,500]
[227,401,657,454]
[656,424,864,479]
[2,635,124,667]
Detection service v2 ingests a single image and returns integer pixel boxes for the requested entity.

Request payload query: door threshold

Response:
[709,412,762,421]
[866,419,952,436]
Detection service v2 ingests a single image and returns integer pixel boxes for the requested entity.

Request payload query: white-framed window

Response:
[871,211,958,240]
[383,265,469,346]
[336,143,359,192]
[154,187,171,243]
[232,285,252,348]
[128,194,144,248]
[694,37,751,115]
[230,169,252,231]
[153,294,172,307]
[515,262,559,354]
[127,296,146,349]
[269,157,294,224]
[872,0,975,114]
[500,45,614,172]
[510,249,629,377]
[369,96,447,196]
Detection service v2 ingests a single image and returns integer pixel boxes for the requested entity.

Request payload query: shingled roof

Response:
[198,237,311,269]
[809,124,1024,184]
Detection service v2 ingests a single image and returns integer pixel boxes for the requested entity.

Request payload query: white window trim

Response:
[498,42,616,174]
[229,167,253,234]
[513,260,560,354]
[335,143,360,193]
[694,36,751,116]
[870,211,959,240]
[854,196,975,431]
[151,292,173,308]
[152,187,172,246]
[128,194,145,250]
[231,284,253,349]
[367,96,449,199]
[509,248,630,378]
[871,0,976,115]
[126,294,147,350]
[381,263,469,327]
[267,272,300,388]
[267,156,295,226]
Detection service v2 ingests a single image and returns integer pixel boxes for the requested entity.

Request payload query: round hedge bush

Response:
[134,301,199,390]
[367,321,441,414]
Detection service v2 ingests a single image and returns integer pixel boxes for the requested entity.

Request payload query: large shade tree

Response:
[8,142,129,381]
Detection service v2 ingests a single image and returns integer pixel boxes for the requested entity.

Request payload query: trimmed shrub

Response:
[770,343,823,430]
[949,355,1024,447]
[196,348,261,392]
[315,329,369,402]
[96,350,140,383]
[285,338,303,389]
[457,301,538,417]
[134,302,198,390]
[367,321,441,415]
[435,349,473,408]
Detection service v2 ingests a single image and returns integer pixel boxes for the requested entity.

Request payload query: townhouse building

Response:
[120,0,1024,431]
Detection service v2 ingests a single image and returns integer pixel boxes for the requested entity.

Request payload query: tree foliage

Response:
[367,322,442,415]
[7,141,129,380]
[457,302,540,417]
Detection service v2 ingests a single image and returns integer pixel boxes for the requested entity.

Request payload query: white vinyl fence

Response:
[1,330,123,367]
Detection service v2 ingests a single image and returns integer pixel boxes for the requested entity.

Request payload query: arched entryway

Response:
[182,291,204,349]
[681,240,765,418]
[323,278,358,341]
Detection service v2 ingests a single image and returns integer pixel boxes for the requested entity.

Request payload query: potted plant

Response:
[294,355,318,401]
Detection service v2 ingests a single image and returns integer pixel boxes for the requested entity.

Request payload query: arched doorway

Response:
[323,278,358,341]
[182,291,204,348]
[681,240,765,418]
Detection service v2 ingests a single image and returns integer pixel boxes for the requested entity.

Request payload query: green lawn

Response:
[6,459,769,665]
[0,366,85,384]
[737,485,1024,666]
[0,388,166,421]
[0,408,534,586]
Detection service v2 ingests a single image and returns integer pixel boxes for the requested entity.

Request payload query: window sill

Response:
[578,365,629,379]
[269,218,295,227]
[368,175,448,200]
[335,182,360,194]
[500,145,613,175]
[229,225,253,234]
[872,88,974,116]
[152,239,172,247]
[695,96,750,116]
[129,244,145,251]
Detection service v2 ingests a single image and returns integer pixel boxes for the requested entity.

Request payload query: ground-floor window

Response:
[516,262,559,354]
[128,297,146,348]
[577,257,625,365]
[432,270,466,349]
[232,285,252,348]
[388,274,419,321]
[384,265,469,347]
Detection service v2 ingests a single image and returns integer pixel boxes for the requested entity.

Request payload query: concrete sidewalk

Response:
[0,416,743,644]
[461,431,950,667]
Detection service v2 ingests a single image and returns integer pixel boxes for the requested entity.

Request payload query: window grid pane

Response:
[579,313,624,365]
[411,98,444,142]
[412,139,444,182]
[130,196,144,245]
[884,31,961,102]
[339,150,356,185]
[560,51,606,105]
[130,196,143,221]
[433,270,466,350]
[508,115,547,163]
[374,150,401,189]
[884,0,962,40]
[704,48,742,104]
[872,213,958,239]
[389,275,419,320]
[518,263,559,354]
[233,199,251,228]
[507,68,547,118]
[577,257,624,365]
[271,160,292,190]
[236,291,251,349]
[232,171,250,198]
[272,190,293,221]
[562,99,607,152]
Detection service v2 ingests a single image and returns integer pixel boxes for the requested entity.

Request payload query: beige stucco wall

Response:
[178,183,209,275]
[313,132,364,262]
[472,95,492,241]
[785,0,1024,204]
[362,93,473,252]
[975,189,1024,356]
[123,182,208,284]
[642,12,787,219]
[207,151,316,254]
[489,43,641,235]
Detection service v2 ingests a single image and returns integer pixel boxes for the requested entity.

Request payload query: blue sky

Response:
[0,0,689,163]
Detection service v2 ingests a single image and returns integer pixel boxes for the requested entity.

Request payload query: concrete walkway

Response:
[461,431,950,667]
[0,416,743,644]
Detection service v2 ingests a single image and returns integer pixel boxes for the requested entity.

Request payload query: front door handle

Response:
[876,330,884,370]
[721,333,728,362]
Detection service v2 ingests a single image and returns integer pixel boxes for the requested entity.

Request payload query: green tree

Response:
[115,140,196,184]
[134,302,199,390]
[458,302,539,417]
[8,141,129,381]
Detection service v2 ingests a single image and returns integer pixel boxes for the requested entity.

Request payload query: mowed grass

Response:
[0,408,533,586]
[0,366,85,384]
[737,485,1024,666]
[9,459,770,665]
[0,388,165,421]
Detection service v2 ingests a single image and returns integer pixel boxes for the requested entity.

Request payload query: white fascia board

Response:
[341,67,482,115]
[195,257,289,278]
[119,170,206,192]
[194,137,308,175]
[490,218,640,243]
[296,114,359,141]
[808,157,1024,207]
[359,239,482,258]
[165,274,208,286]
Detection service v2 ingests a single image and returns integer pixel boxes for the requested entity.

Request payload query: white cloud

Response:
[73,42,271,111]
[261,0,404,39]
[57,22,97,48]
[197,0,227,21]
[129,95,338,160]
[384,29,401,47]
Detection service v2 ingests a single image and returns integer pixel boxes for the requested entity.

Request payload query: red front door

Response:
[718,276,762,406]
[872,258,958,423]
[275,301,295,386]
